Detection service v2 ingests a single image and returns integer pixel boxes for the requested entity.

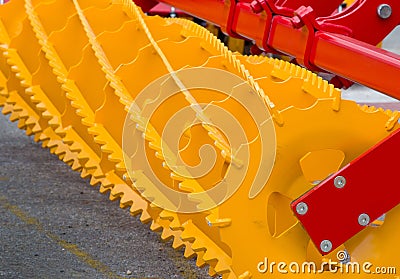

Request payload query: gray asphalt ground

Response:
[0,113,211,279]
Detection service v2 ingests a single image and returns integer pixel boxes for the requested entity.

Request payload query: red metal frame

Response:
[134,0,400,255]
[291,128,400,255]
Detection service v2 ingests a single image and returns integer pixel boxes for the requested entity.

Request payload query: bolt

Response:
[334,175,346,189]
[250,0,263,13]
[320,240,333,253]
[123,174,127,181]
[291,16,304,29]
[377,4,392,19]
[170,6,177,18]
[296,202,308,215]
[358,213,370,226]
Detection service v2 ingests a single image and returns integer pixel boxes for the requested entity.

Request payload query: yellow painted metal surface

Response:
[0,0,399,278]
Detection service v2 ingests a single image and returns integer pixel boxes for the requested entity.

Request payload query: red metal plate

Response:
[291,128,400,255]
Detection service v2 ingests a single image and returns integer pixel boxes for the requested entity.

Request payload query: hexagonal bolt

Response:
[320,240,333,253]
[334,175,346,189]
[377,4,392,19]
[358,213,370,226]
[296,202,308,215]
[250,0,263,13]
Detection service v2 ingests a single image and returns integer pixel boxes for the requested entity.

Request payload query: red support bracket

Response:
[291,128,400,255]
[290,6,320,70]
[220,0,243,38]
[247,0,295,53]
[276,0,343,17]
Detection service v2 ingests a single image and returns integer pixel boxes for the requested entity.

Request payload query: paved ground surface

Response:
[0,113,211,279]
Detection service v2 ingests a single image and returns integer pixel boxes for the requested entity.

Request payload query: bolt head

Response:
[358,213,370,226]
[334,175,346,189]
[377,4,392,19]
[320,240,333,253]
[296,202,308,215]
[250,0,263,13]
[291,16,304,29]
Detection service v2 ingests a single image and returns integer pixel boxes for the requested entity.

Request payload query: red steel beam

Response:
[312,32,400,99]
[266,15,400,98]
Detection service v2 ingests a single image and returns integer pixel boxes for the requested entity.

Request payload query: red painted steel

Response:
[312,32,400,99]
[147,3,186,17]
[275,0,342,16]
[132,0,158,12]
[291,128,400,255]
[314,0,400,45]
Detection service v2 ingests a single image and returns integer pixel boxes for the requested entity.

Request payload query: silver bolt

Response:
[296,202,308,215]
[123,174,127,181]
[320,240,333,253]
[358,213,370,226]
[377,4,392,19]
[170,6,177,18]
[334,176,346,189]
